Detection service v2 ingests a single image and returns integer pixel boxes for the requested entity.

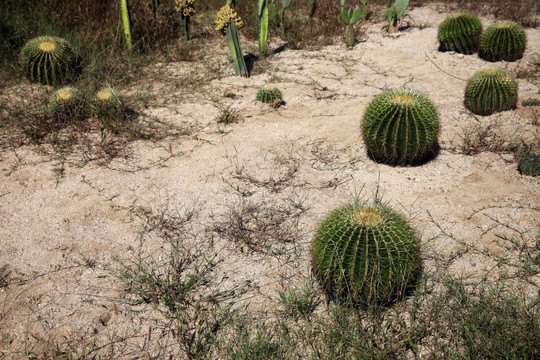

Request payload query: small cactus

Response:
[20,36,78,85]
[438,12,482,54]
[479,20,527,62]
[312,201,421,308]
[464,68,517,115]
[48,86,82,117]
[256,86,282,103]
[362,89,440,165]
[518,154,540,177]
[92,87,126,129]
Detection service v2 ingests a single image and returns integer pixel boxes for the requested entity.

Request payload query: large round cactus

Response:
[438,12,482,54]
[312,201,421,308]
[479,20,527,62]
[20,36,78,85]
[48,86,83,119]
[256,86,283,103]
[362,89,440,166]
[464,68,517,115]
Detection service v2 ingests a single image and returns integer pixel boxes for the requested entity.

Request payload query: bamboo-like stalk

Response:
[225,22,249,77]
[258,0,269,57]
[120,0,132,50]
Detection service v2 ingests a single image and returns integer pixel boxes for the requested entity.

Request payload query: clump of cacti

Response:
[518,154,540,176]
[256,86,282,103]
[175,0,195,40]
[20,36,78,85]
[479,20,527,62]
[340,0,367,48]
[438,12,482,54]
[464,68,517,115]
[312,200,421,308]
[362,89,440,165]
[215,4,249,77]
[91,87,125,129]
[48,86,83,120]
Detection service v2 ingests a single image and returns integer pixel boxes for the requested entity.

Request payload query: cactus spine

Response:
[312,201,421,307]
[479,20,527,62]
[464,68,517,115]
[362,89,440,165]
[438,12,482,54]
[215,4,249,77]
[256,86,282,103]
[20,36,78,85]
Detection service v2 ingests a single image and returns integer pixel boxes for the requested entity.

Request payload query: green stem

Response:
[225,23,249,77]
[182,15,191,40]
[345,24,354,48]
[258,0,269,57]
[151,0,159,17]
[120,0,132,50]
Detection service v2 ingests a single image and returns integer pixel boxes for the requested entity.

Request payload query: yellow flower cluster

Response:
[215,4,244,34]
[175,0,195,17]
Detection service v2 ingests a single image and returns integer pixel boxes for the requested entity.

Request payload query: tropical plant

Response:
[269,0,292,34]
[312,200,421,308]
[120,0,132,50]
[385,0,409,33]
[438,12,482,54]
[362,89,440,165]
[175,0,195,40]
[215,3,249,77]
[479,20,527,62]
[20,36,78,85]
[340,0,367,48]
[256,86,282,103]
[464,68,518,115]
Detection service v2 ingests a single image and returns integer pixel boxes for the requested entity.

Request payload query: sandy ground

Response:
[1,4,539,358]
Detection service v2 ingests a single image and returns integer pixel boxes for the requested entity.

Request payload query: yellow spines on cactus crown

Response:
[175,0,195,17]
[215,4,244,34]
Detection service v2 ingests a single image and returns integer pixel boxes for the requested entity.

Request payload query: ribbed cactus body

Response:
[20,36,77,85]
[256,86,282,103]
[464,68,517,115]
[518,154,540,176]
[92,87,125,125]
[438,12,482,54]
[48,86,82,117]
[362,89,439,165]
[312,201,421,307]
[479,21,527,62]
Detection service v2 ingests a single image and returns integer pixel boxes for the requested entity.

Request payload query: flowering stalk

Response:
[175,0,195,40]
[216,4,248,77]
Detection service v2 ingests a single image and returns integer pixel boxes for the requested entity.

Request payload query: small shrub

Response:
[518,153,540,176]
[479,20,527,62]
[311,200,421,308]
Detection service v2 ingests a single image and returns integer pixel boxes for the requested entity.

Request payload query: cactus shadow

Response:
[366,143,440,167]
[244,53,258,76]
